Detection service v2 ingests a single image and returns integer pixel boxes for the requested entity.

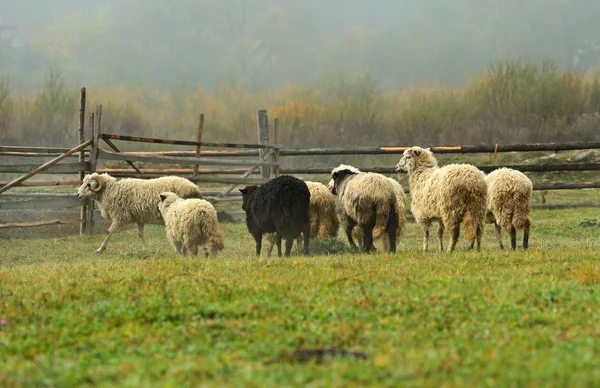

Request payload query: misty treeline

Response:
[1,1,600,149]
[1,61,600,149]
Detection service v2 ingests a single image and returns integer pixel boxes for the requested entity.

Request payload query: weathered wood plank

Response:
[0,180,81,187]
[0,146,88,153]
[91,172,271,185]
[0,162,90,174]
[531,202,600,209]
[0,152,83,158]
[281,164,600,175]
[0,197,84,210]
[98,149,279,167]
[0,140,93,195]
[0,219,85,229]
[100,133,281,150]
[98,168,256,175]
[101,138,144,174]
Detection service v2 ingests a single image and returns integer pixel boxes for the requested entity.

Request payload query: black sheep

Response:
[239,175,311,257]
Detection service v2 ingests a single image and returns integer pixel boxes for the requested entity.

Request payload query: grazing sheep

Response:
[265,181,339,257]
[328,165,398,253]
[76,173,202,253]
[465,168,532,250]
[339,177,407,252]
[395,147,487,252]
[240,175,311,257]
[158,192,224,257]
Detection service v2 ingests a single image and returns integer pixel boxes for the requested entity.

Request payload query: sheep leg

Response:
[468,239,475,250]
[362,219,376,253]
[96,221,120,253]
[253,232,263,257]
[510,226,517,251]
[173,240,186,256]
[523,221,530,250]
[495,223,504,250]
[386,208,398,253]
[137,223,148,249]
[475,223,483,252]
[276,232,283,258]
[422,221,431,252]
[186,244,199,257]
[265,235,276,258]
[345,218,358,249]
[302,223,310,256]
[437,223,445,252]
[447,222,460,253]
[284,235,294,257]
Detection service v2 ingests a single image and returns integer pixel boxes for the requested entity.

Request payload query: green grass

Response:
[1,204,600,387]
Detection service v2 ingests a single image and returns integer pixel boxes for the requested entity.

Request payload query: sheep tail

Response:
[512,191,532,230]
[209,230,225,253]
[462,210,476,243]
[374,199,393,239]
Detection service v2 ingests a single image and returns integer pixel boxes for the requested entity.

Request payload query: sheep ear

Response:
[239,188,247,194]
[332,172,338,178]
[159,194,167,202]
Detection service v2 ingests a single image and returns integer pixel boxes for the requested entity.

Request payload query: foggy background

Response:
[1,0,600,149]
[3,0,600,90]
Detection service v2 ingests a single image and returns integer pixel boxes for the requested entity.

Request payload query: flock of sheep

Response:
[76,146,533,257]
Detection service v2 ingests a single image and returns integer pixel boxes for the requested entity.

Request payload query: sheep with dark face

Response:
[240,175,311,257]
[265,180,339,257]
[328,165,398,253]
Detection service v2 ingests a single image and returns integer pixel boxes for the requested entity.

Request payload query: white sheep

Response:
[466,168,533,250]
[341,177,407,252]
[158,192,225,257]
[265,181,339,257]
[328,165,398,253]
[395,147,487,252]
[76,173,202,253]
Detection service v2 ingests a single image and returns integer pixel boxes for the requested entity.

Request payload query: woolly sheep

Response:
[158,192,224,257]
[328,165,398,253]
[395,147,487,252]
[240,175,311,257]
[465,168,533,250]
[76,173,202,253]
[341,177,407,252]
[265,181,339,257]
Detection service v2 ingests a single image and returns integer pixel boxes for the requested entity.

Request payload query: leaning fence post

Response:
[78,87,87,235]
[86,110,97,234]
[193,113,205,178]
[256,110,270,179]
[273,117,280,178]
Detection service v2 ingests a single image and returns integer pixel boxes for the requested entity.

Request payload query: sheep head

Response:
[77,173,113,199]
[239,185,260,211]
[158,191,180,215]
[328,164,360,196]
[395,147,437,174]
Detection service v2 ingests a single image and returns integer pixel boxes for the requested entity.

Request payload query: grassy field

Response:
[1,198,600,386]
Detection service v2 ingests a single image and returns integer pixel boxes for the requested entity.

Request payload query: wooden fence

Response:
[1,87,599,234]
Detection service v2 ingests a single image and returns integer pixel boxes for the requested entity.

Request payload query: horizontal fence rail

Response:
[101,133,281,150]
[280,164,600,175]
[98,149,279,168]
[0,162,90,174]
[0,197,84,210]
[0,140,93,195]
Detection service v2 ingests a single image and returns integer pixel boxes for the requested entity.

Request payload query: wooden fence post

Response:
[78,87,87,235]
[273,117,280,178]
[193,113,204,178]
[86,110,97,234]
[256,110,270,179]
